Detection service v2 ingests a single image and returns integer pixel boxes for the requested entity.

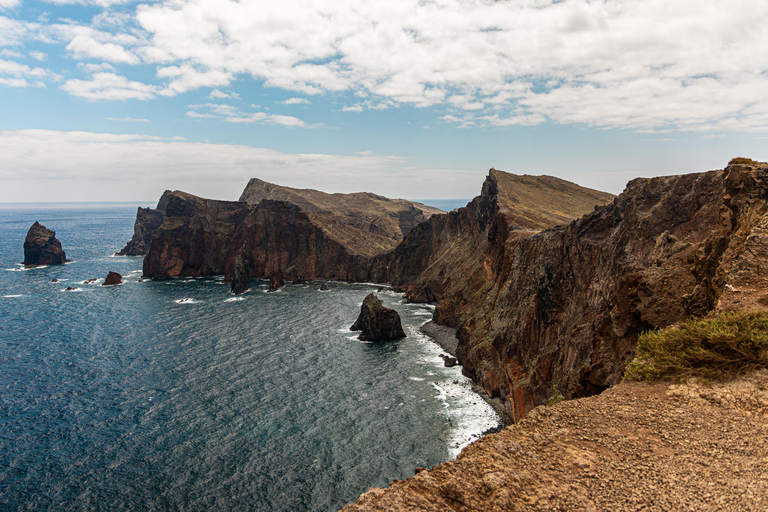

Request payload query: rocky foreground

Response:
[342,373,768,511]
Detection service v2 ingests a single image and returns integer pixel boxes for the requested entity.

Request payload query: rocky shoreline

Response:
[420,320,511,426]
[341,372,768,511]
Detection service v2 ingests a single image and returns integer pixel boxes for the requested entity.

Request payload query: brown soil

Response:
[341,372,768,511]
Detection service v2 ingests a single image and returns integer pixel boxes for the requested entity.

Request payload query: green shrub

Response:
[728,157,758,166]
[624,311,768,382]
[545,383,564,406]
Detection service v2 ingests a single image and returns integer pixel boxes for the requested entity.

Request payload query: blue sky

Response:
[1,0,767,204]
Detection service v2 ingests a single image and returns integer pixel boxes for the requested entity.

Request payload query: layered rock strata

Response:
[23,221,67,266]
[351,293,406,341]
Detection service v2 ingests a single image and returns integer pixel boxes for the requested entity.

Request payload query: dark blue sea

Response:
[0,203,497,511]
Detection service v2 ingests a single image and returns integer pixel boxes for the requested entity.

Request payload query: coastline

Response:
[419,320,511,426]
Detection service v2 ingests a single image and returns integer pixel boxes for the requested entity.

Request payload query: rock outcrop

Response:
[269,268,284,292]
[23,222,68,266]
[102,271,122,286]
[116,191,170,256]
[238,178,443,257]
[351,293,406,341]
[448,160,768,423]
[231,241,251,295]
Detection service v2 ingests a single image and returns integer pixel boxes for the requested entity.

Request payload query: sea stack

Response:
[351,293,406,341]
[269,269,285,292]
[231,242,251,295]
[23,222,67,266]
[102,271,122,286]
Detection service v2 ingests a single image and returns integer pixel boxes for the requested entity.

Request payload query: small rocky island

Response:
[102,272,122,286]
[23,221,68,266]
[351,293,406,341]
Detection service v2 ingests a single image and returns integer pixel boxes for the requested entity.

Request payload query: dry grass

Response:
[625,311,768,382]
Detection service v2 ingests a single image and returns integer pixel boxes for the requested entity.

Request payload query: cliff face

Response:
[142,191,376,281]
[239,178,443,257]
[453,161,768,422]
[23,221,67,266]
[116,190,170,256]
[387,170,615,325]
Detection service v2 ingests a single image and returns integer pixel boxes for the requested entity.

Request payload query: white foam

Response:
[173,298,199,304]
[2,294,22,298]
[409,377,425,381]
[61,287,83,293]
[224,297,245,302]
[7,265,49,271]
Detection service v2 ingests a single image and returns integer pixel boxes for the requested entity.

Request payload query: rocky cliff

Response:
[385,170,615,317]
[116,190,170,256]
[449,160,768,422]
[142,191,383,281]
[23,221,68,266]
[239,178,443,257]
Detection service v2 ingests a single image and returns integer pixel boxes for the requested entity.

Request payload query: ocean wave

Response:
[2,294,22,298]
[7,265,49,271]
[61,287,83,292]
[173,298,200,304]
[224,297,245,302]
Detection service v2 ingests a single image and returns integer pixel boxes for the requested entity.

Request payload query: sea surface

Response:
[0,202,497,511]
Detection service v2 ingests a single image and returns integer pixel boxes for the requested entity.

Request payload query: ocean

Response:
[0,203,497,511]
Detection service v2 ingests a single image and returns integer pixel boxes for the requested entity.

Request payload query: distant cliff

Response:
[239,178,443,257]
[116,191,170,256]
[142,192,380,281]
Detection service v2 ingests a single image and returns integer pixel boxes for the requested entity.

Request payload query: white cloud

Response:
[44,0,134,7]
[4,1,768,132]
[281,97,310,105]
[66,33,139,64]
[0,0,20,9]
[187,103,311,128]
[125,0,768,132]
[0,58,56,87]
[29,50,46,61]
[209,88,239,100]
[0,129,482,202]
[61,72,156,100]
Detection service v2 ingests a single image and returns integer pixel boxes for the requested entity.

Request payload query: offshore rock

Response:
[116,191,170,256]
[23,222,67,266]
[350,293,406,341]
[102,271,122,286]
[231,241,251,295]
[269,268,284,291]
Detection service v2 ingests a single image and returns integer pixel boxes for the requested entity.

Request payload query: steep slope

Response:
[384,170,615,324]
[450,160,768,422]
[116,190,170,256]
[239,178,443,257]
[142,192,373,281]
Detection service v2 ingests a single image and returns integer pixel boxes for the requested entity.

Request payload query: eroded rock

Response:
[102,271,122,286]
[23,222,67,266]
[351,293,406,341]
[231,241,251,295]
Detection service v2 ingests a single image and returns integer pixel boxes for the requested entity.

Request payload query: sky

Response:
[1,0,767,204]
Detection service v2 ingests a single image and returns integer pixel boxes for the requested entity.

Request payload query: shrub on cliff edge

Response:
[625,311,768,382]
